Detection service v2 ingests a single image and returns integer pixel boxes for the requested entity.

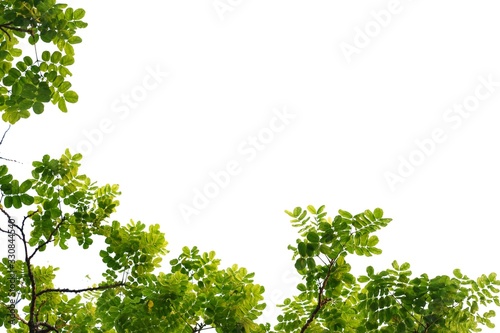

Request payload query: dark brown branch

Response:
[28,217,66,261]
[36,281,125,297]
[0,26,10,39]
[0,208,24,242]
[0,22,34,40]
[35,320,59,333]
[192,323,206,333]
[16,213,37,333]
[300,258,335,333]
[0,205,12,219]
[299,223,357,332]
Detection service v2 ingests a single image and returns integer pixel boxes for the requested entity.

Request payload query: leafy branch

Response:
[37,281,126,297]
[0,21,34,40]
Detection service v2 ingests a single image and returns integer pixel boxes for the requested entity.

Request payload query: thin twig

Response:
[0,125,11,145]
[0,126,22,164]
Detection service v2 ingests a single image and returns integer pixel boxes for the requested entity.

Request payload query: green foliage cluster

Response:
[1,1,499,332]
[273,206,500,333]
[0,151,268,332]
[0,156,499,332]
[0,0,86,123]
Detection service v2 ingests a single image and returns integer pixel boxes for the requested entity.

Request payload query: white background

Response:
[2,0,500,329]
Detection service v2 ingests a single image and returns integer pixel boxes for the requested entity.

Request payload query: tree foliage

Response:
[0,160,499,332]
[0,0,87,124]
[1,0,500,332]
[0,150,269,332]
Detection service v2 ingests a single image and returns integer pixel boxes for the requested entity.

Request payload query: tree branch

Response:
[299,257,334,333]
[16,214,37,333]
[0,125,21,163]
[0,22,34,40]
[0,208,24,242]
[36,281,126,297]
[299,223,356,332]
[0,125,11,145]
[28,216,66,261]
[390,293,427,331]
[35,320,59,333]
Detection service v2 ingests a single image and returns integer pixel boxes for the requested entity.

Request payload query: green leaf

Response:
[58,99,68,112]
[319,244,331,256]
[338,209,352,218]
[60,55,75,66]
[3,75,16,86]
[16,61,27,72]
[452,268,463,279]
[12,195,22,208]
[367,235,379,247]
[64,43,75,56]
[374,208,383,219]
[471,301,479,313]
[41,51,51,62]
[68,36,83,44]
[297,242,306,257]
[297,283,307,291]
[12,82,22,96]
[74,8,86,20]
[64,90,78,103]
[8,68,21,79]
[358,275,370,283]
[306,205,316,214]
[364,210,375,221]
[19,180,32,193]
[400,262,411,271]
[20,194,34,205]
[305,242,316,256]
[65,7,74,20]
[306,232,319,243]
[292,207,302,217]
[33,102,44,114]
[295,258,306,271]
[51,51,63,63]
[306,257,316,269]
[0,166,8,177]
[10,48,22,57]
[4,196,13,208]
